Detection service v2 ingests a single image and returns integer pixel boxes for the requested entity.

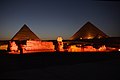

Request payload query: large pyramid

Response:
[11,24,40,40]
[70,22,109,40]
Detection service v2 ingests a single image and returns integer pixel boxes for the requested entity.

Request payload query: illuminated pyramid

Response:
[70,22,109,40]
[12,24,40,40]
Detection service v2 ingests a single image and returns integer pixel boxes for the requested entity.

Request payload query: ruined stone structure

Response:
[6,22,119,53]
[23,40,54,51]
[9,24,55,53]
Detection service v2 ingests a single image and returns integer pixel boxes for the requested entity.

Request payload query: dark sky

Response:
[0,0,120,40]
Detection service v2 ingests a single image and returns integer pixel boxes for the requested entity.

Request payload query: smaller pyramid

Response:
[70,22,109,40]
[12,24,40,40]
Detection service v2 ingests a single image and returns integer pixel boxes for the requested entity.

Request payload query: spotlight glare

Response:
[118,49,120,51]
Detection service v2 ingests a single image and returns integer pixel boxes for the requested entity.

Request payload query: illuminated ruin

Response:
[9,24,55,54]
[67,45,108,52]
[23,40,55,51]
[0,44,8,50]
[0,22,119,54]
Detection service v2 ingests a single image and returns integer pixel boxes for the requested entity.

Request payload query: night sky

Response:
[0,0,120,40]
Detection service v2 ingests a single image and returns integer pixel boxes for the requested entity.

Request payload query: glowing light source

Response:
[87,36,93,39]
[98,36,102,39]
[87,34,93,39]
[80,37,82,39]
[118,49,120,51]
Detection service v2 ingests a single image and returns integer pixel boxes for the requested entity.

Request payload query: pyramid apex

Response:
[23,24,28,25]
[85,21,94,25]
[22,24,29,27]
[23,24,27,25]
[11,24,40,41]
[86,21,91,24]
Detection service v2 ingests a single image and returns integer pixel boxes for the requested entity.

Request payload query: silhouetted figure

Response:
[54,43,59,52]
[20,44,23,54]
[18,41,23,54]
[7,41,11,52]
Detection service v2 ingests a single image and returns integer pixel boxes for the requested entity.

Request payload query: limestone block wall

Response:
[40,42,54,50]
[23,40,55,51]
[68,45,82,52]
[24,40,42,50]
[68,45,107,52]
[0,44,8,50]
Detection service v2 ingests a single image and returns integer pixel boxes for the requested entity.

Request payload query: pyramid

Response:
[70,22,109,40]
[11,24,40,40]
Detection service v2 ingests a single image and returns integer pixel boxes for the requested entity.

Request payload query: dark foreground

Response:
[0,51,120,80]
